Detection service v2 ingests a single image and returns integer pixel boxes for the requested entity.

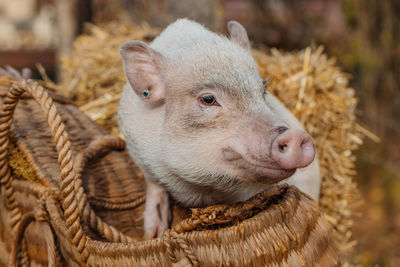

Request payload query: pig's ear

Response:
[120,41,166,102]
[227,21,250,50]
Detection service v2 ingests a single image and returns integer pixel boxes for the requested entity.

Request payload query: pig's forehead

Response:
[167,40,263,95]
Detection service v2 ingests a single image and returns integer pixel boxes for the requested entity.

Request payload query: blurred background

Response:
[0,0,398,265]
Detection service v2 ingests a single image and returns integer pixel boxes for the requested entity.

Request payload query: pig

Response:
[118,19,321,239]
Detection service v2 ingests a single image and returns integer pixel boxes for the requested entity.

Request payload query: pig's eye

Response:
[199,94,218,106]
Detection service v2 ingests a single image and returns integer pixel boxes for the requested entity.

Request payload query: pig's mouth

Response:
[223,149,296,184]
[234,159,296,184]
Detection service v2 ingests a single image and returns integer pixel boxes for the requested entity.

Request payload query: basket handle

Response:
[0,79,88,261]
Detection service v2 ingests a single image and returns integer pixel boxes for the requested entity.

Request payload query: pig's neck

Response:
[162,173,267,207]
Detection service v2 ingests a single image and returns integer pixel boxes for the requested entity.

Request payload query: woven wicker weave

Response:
[0,77,340,266]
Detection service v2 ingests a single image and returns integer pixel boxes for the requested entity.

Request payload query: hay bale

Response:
[51,23,363,260]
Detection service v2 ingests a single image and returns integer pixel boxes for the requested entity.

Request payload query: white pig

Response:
[118,19,321,239]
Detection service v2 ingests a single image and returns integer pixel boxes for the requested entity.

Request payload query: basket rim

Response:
[44,184,317,255]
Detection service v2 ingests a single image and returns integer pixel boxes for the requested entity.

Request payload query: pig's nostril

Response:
[277,126,288,135]
[279,143,287,152]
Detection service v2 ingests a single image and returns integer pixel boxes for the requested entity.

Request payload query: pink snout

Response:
[271,128,315,169]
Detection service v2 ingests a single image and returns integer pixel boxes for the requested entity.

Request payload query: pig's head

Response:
[120,20,315,190]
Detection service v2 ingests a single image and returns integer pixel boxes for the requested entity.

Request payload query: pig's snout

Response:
[271,128,315,170]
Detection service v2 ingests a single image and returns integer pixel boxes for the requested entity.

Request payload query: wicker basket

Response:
[0,77,340,266]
